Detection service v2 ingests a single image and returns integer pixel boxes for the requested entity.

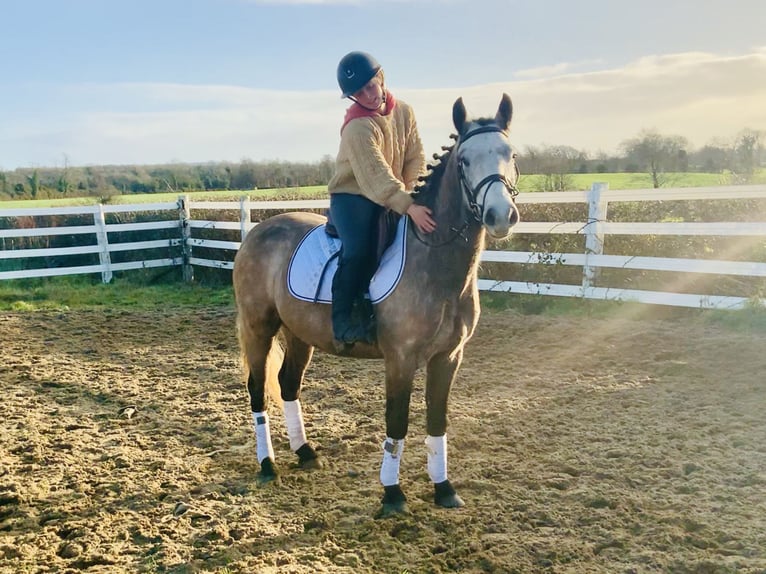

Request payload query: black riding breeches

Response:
[329,193,383,297]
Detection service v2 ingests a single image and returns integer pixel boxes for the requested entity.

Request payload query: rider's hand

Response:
[406,204,436,234]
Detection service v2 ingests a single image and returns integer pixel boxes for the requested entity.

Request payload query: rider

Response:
[328,51,436,346]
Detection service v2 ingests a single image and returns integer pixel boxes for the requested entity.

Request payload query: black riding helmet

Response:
[337,51,381,98]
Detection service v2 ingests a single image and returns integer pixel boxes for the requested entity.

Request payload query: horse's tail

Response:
[263,338,284,409]
[237,314,284,409]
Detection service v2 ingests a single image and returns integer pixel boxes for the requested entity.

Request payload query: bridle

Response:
[457,125,520,223]
[412,124,519,247]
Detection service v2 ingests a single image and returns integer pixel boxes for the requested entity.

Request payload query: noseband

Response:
[457,125,520,223]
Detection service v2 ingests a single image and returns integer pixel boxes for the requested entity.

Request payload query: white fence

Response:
[0,202,183,283]
[1,184,765,310]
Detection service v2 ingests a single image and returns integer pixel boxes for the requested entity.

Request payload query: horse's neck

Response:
[412,166,484,287]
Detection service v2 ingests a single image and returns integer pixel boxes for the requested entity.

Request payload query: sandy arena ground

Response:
[0,305,764,573]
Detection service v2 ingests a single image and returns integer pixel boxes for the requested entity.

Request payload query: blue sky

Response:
[2,0,765,169]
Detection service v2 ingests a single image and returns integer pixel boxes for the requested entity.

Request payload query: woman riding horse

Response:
[328,51,436,346]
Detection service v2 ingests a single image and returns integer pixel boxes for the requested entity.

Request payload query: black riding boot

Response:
[331,262,368,345]
[351,295,377,345]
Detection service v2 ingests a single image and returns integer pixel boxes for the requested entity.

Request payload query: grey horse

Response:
[233,94,520,516]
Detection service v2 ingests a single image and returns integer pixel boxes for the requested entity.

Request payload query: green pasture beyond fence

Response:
[3,171,766,209]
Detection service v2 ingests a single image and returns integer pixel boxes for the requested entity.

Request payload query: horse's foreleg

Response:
[425,350,465,508]
[378,361,416,516]
[279,333,321,470]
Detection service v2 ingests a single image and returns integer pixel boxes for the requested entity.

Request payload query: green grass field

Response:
[0,276,234,311]
[519,170,766,192]
[0,185,329,209]
[2,276,764,332]
[3,171,765,208]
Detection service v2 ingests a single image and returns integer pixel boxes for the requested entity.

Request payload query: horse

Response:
[233,93,520,516]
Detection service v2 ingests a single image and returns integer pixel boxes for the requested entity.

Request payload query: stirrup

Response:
[361,320,377,345]
[335,320,376,346]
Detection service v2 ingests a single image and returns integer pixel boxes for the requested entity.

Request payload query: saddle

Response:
[286,215,408,305]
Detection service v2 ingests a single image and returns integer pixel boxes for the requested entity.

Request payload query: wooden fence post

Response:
[94,205,113,284]
[240,196,251,242]
[179,195,194,282]
[582,182,609,291]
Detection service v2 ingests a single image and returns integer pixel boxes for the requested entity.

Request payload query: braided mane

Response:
[413,134,456,208]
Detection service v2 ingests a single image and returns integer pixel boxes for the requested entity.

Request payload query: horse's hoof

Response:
[434,480,465,508]
[377,501,408,518]
[257,458,280,486]
[437,493,465,508]
[376,485,408,518]
[296,444,323,470]
[256,473,280,486]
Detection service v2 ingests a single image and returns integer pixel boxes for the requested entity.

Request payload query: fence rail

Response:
[2,184,765,310]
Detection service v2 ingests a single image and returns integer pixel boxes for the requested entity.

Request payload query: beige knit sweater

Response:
[327,99,425,215]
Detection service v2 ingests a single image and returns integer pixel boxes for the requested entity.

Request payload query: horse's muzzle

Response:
[484,203,520,239]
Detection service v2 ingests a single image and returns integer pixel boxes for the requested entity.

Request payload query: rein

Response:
[412,124,519,248]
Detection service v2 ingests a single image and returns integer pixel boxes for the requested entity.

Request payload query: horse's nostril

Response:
[509,207,520,226]
[485,210,496,227]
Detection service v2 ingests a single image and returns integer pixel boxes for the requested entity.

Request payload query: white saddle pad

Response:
[287,217,408,304]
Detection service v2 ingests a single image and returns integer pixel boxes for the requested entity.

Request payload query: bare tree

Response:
[690,141,731,172]
[522,144,585,191]
[620,129,689,188]
[57,154,72,195]
[733,128,763,182]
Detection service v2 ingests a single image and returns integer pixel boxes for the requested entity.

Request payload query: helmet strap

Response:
[348,96,384,112]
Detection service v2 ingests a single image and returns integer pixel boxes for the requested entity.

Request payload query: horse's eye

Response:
[460,157,470,168]
[512,152,518,159]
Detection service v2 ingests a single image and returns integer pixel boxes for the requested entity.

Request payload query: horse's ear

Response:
[495,93,513,130]
[452,97,467,134]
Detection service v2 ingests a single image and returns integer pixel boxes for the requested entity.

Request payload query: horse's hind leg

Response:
[279,331,322,469]
[239,311,282,482]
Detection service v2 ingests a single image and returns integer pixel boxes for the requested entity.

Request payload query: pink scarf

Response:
[340,90,397,134]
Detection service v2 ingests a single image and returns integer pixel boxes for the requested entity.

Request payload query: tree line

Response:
[1,128,763,201]
[523,128,763,191]
[0,157,336,202]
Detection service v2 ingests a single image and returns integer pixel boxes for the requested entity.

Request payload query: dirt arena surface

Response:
[1,304,764,573]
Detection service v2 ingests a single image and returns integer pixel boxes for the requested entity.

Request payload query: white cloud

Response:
[515,59,605,80]
[2,49,765,168]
